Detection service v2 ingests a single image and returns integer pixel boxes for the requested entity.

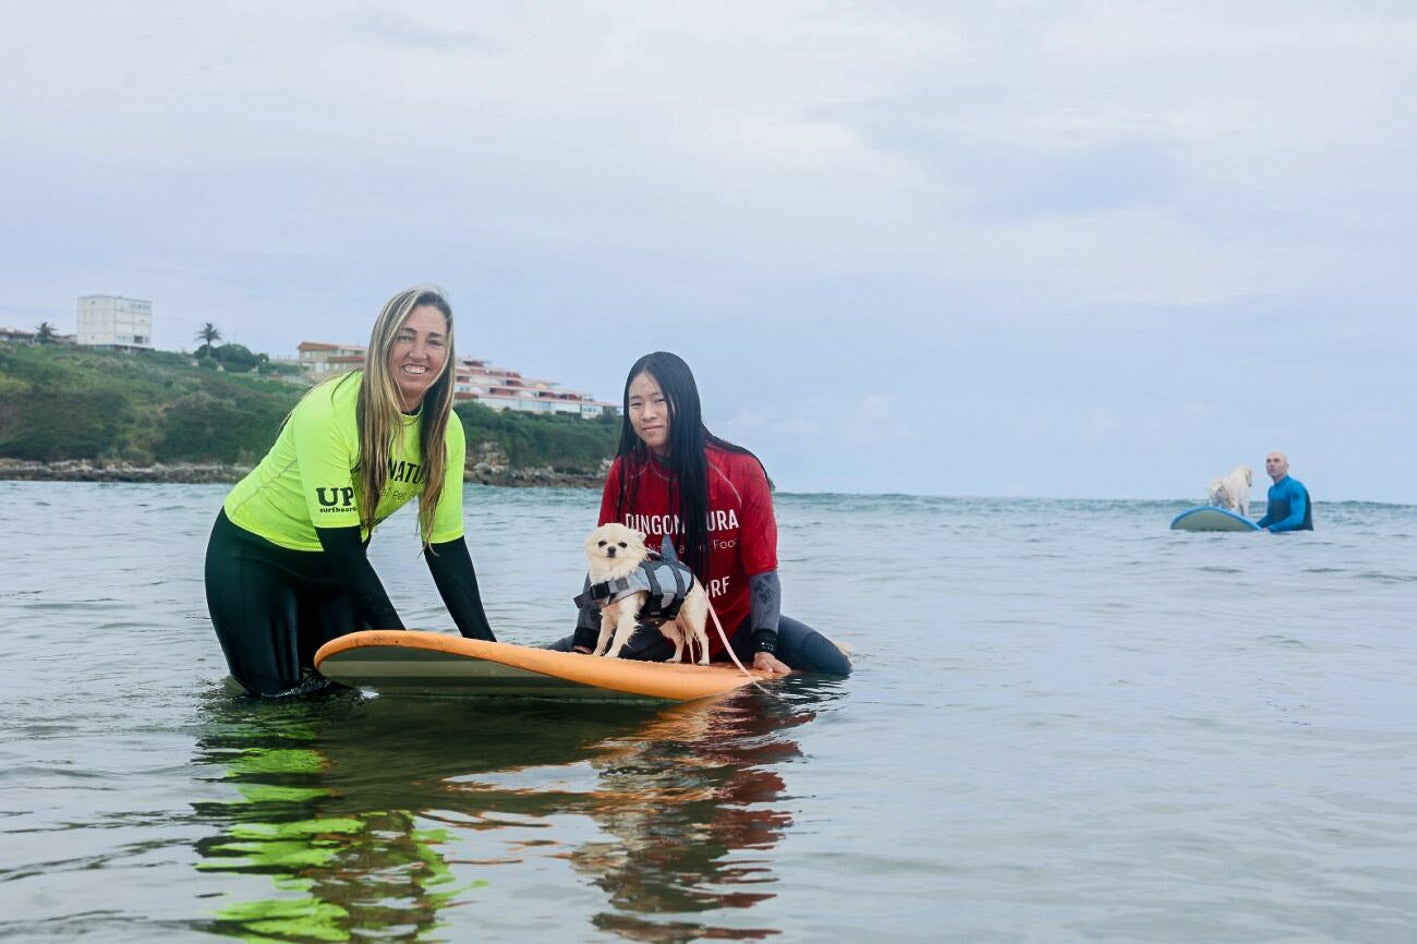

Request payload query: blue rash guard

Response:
[1256,476,1313,532]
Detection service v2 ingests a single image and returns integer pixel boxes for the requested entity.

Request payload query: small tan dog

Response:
[1207,464,1253,515]
[581,523,709,664]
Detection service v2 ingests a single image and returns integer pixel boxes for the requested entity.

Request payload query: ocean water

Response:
[1,482,1415,943]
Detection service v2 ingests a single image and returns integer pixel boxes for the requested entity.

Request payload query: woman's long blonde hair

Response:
[356,285,456,546]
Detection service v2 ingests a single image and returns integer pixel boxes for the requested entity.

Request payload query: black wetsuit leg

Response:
[544,620,677,657]
[549,613,852,674]
[546,623,676,660]
[545,633,576,652]
[204,510,359,696]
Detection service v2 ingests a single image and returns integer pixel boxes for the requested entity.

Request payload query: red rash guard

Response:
[599,445,777,653]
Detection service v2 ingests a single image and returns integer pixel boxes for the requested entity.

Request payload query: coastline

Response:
[0,458,603,489]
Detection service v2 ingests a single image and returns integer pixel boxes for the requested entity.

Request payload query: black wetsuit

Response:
[205,511,493,697]
[204,373,492,697]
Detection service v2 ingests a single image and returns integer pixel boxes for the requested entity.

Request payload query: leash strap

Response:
[706,599,775,696]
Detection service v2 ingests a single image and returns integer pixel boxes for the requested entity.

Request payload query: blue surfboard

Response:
[1169,506,1261,532]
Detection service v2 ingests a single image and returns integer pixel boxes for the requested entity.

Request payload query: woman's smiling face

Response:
[387,304,448,411]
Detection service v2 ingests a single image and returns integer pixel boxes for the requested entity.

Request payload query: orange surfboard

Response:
[314,630,768,702]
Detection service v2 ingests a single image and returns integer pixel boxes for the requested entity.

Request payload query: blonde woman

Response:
[204,286,495,697]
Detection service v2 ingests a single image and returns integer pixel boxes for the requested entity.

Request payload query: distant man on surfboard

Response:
[1255,451,1313,532]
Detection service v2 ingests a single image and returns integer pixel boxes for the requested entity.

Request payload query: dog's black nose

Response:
[606,547,616,557]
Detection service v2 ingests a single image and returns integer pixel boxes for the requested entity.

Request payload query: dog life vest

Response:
[573,553,697,623]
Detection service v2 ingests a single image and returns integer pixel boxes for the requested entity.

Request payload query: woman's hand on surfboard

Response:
[753,651,791,677]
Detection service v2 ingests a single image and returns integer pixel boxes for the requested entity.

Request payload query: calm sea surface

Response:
[1,482,1415,943]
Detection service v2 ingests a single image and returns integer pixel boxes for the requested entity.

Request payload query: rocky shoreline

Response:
[0,458,602,489]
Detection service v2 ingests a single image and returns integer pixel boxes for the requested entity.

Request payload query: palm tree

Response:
[35,322,58,344]
[195,322,222,359]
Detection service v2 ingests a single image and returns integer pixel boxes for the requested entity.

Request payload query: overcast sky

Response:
[4,2,1414,502]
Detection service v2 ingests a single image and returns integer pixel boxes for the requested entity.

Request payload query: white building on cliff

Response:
[452,358,614,418]
[76,296,153,350]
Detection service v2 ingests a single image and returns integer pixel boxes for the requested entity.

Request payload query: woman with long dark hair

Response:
[204,286,496,696]
[562,351,850,675]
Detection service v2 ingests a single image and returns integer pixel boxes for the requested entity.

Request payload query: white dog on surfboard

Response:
[1207,464,1253,516]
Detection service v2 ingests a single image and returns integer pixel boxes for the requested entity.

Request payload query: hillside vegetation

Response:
[0,343,619,477]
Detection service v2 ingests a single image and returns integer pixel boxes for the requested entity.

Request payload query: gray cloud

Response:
[343,9,496,54]
[3,2,1416,500]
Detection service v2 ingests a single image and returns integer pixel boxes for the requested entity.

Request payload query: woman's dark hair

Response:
[613,351,766,579]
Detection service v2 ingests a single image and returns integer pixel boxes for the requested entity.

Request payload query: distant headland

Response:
[0,342,616,488]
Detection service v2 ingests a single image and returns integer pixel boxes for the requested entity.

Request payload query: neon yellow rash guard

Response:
[222,372,465,551]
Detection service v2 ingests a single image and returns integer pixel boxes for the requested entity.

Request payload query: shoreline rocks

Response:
[0,459,250,483]
[465,461,603,489]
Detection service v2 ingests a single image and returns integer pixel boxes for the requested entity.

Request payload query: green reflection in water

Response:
[192,694,493,942]
[190,675,848,943]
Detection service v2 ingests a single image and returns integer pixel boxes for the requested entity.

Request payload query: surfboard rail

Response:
[1169,505,1261,532]
[314,630,768,701]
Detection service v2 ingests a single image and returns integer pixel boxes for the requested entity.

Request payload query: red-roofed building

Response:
[453,358,615,418]
[294,343,615,418]
[298,341,366,377]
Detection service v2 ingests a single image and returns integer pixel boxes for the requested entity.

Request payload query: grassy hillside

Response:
[0,343,300,464]
[0,342,618,476]
[458,400,620,474]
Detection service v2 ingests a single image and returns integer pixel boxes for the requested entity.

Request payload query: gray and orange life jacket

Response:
[573,544,697,623]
